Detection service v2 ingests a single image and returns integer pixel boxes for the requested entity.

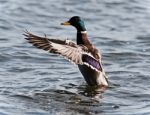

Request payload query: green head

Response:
[61,16,86,31]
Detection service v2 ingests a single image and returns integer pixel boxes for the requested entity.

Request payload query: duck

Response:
[24,16,108,86]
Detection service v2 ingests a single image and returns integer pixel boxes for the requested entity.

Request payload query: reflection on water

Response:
[0,0,150,115]
[13,84,109,115]
[78,85,107,100]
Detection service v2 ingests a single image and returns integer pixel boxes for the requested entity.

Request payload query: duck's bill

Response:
[61,21,71,25]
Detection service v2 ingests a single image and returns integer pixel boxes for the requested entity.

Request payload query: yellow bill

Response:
[61,21,71,25]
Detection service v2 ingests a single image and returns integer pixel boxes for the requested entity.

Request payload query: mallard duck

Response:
[24,16,108,86]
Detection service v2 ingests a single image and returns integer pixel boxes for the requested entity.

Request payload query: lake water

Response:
[0,0,150,114]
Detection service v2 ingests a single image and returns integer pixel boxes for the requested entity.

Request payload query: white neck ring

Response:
[81,31,87,34]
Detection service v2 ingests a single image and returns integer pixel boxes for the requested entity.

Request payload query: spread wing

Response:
[24,31,102,72]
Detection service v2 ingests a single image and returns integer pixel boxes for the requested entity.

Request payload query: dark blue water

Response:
[0,0,150,114]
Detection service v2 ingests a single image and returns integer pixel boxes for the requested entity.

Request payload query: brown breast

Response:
[81,33,100,59]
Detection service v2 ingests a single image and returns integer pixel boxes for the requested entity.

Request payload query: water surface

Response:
[0,0,150,114]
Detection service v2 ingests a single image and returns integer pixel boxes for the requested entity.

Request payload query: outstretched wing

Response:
[24,31,102,72]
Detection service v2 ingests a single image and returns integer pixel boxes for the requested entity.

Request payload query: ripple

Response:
[0,0,150,115]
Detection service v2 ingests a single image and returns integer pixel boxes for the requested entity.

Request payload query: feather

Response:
[24,31,102,72]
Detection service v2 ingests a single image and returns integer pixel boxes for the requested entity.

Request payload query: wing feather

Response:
[24,31,101,72]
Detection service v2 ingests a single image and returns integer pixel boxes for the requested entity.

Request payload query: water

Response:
[0,0,150,114]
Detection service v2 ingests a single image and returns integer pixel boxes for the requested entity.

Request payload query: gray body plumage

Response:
[78,65,108,86]
[78,65,99,85]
